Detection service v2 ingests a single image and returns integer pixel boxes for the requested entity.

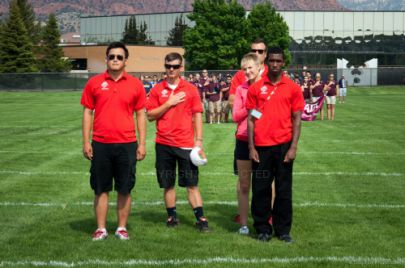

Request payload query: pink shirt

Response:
[232,81,249,141]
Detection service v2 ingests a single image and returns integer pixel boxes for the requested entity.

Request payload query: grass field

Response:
[0,86,404,267]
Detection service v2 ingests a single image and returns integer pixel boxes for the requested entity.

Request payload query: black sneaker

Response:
[195,217,210,232]
[257,233,271,242]
[278,234,294,244]
[166,216,179,227]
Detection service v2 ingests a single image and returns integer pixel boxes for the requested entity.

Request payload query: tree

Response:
[17,0,41,44]
[122,16,154,45]
[183,0,249,70]
[167,14,189,46]
[138,21,154,45]
[122,16,139,44]
[38,14,71,72]
[0,0,38,73]
[247,2,291,66]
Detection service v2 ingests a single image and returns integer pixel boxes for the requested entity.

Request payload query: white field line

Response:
[1,150,405,156]
[0,256,405,267]
[0,170,403,177]
[0,200,404,209]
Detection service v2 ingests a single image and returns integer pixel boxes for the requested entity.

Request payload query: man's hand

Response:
[83,141,93,160]
[249,148,260,163]
[284,147,297,163]
[136,144,146,161]
[167,92,186,107]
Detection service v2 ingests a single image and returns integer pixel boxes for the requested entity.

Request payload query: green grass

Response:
[0,87,404,267]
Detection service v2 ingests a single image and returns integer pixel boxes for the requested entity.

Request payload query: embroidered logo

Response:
[101,81,109,91]
[260,86,268,94]
[161,89,168,97]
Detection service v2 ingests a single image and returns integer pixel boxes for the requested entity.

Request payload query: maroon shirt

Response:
[193,79,204,101]
[199,78,209,101]
[220,82,230,101]
[207,82,221,102]
[326,80,337,96]
[311,81,325,97]
[302,82,311,99]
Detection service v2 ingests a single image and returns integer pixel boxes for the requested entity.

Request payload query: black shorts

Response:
[234,139,250,160]
[90,141,137,195]
[155,143,198,189]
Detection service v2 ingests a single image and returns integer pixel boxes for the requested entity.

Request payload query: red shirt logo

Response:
[161,89,169,97]
[101,81,109,91]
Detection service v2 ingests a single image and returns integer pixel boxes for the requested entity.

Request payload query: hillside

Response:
[1,0,402,34]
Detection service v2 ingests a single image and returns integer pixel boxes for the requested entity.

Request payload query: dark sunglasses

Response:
[164,64,181,70]
[108,54,125,61]
[250,49,265,54]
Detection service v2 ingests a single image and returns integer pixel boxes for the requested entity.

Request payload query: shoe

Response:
[115,228,129,240]
[257,233,271,242]
[278,234,294,244]
[166,216,179,227]
[92,228,108,241]
[238,226,249,235]
[233,214,241,224]
[196,217,210,232]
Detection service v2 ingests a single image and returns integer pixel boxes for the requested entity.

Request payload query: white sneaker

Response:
[115,227,129,240]
[92,228,108,241]
[239,226,249,235]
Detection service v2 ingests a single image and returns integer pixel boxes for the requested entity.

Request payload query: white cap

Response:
[190,147,207,166]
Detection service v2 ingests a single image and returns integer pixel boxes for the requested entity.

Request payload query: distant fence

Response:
[0,67,404,91]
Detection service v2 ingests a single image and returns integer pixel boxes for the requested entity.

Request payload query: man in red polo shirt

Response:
[229,38,269,108]
[246,47,304,243]
[146,52,210,232]
[81,42,146,241]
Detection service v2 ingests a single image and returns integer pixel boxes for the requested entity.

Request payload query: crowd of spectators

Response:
[138,65,343,123]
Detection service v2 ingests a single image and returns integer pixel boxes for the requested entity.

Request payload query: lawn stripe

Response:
[1,256,405,266]
[1,150,405,156]
[0,170,402,177]
[0,201,404,209]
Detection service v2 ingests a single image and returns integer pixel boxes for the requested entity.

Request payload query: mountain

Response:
[0,0,403,34]
[337,0,405,11]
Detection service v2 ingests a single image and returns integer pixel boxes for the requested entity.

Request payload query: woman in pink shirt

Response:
[232,53,262,235]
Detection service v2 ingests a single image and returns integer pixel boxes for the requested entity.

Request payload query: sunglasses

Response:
[250,49,266,54]
[108,54,125,61]
[165,64,181,70]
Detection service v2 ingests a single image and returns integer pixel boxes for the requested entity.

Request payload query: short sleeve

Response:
[133,79,146,111]
[145,86,160,111]
[191,86,203,113]
[291,84,305,112]
[245,84,257,110]
[80,80,95,110]
[229,70,245,95]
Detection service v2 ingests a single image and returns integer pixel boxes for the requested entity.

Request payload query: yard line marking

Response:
[1,201,404,209]
[0,170,403,177]
[206,151,405,156]
[1,150,404,156]
[1,256,405,266]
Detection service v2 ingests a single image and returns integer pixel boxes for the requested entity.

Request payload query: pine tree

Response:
[122,16,154,45]
[122,16,139,44]
[167,14,189,46]
[0,0,38,73]
[17,0,41,44]
[247,2,291,65]
[38,14,71,72]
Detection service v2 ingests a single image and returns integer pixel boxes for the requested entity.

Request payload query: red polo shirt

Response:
[146,79,203,148]
[80,71,146,143]
[246,75,305,146]
[230,64,268,95]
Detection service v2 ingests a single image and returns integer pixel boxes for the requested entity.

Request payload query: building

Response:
[79,10,405,68]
